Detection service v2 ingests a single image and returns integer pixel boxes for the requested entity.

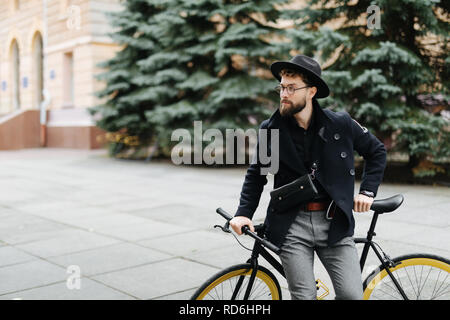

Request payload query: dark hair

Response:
[279,68,312,86]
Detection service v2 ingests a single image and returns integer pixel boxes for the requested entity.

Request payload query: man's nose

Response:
[280,88,289,99]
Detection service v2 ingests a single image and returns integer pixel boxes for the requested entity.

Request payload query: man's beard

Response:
[280,99,306,117]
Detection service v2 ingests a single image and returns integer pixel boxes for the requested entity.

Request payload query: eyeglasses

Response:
[275,84,310,95]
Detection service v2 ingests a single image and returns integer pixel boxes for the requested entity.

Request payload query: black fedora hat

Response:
[270,54,330,98]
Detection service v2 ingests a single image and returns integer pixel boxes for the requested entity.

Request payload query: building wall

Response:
[0,0,122,117]
[0,0,123,149]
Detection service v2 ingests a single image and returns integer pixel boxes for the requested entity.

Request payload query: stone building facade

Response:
[0,0,122,149]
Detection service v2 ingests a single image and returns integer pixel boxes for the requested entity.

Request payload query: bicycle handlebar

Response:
[215,208,281,255]
[241,226,282,254]
[216,207,233,221]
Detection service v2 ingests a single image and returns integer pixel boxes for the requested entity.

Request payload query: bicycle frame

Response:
[238,211,409,300]
[355,211,409,300]
[232,226,285,300]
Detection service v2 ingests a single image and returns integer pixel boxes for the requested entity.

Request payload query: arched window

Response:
[32,32,44,109]
[63,52,74,108]
[0,51,2,113]
[10,39,20,110]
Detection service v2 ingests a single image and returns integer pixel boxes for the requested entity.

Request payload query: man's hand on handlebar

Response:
[229,216,254,235]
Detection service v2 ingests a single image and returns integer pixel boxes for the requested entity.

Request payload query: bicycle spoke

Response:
[251,279,269,300]
[206,291,217,300]
[248,278,263,299]
[382,280,402,298]
[213,285,221,299]
[368,261,450,300]
[372,284,402,300]
[430,270,445,300]
[389,268,408,299]
[233,277,243,299]
[374,267,407,300]
[395,267,406,295]
[429,269,440,299]
[432,283,449,300]
[403,265,419,298]
[198,269,277,300]
[228,277,234,298]
[413,265,420,298]
[416,265,427,299]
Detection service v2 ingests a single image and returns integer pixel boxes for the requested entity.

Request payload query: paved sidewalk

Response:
[0,148,449,300]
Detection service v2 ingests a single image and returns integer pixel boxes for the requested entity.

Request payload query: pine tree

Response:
[91,0,292,160]
[283,0,449,177]
[90,0,169,157]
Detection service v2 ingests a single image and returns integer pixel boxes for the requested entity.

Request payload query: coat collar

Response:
[266,99,333,141]
[265,99,334,176]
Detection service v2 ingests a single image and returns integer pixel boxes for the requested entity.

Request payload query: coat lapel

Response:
[310,99,334,179]
[312,98,333,143]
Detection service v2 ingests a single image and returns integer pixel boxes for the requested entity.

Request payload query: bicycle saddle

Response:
[370,194,404,213]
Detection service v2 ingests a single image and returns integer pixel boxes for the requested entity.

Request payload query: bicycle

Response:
[191,194,450,300]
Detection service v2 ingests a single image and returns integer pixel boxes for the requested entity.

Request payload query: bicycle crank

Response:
[316,279,329,300]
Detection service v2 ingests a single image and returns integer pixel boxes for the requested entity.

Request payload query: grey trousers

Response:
[279,208,363,300]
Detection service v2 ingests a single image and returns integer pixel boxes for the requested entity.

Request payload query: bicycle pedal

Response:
[315,279,329,300]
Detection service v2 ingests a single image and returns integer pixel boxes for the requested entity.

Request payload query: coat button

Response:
[349,169,355,176]
[334,133,340,140]
[340,152,347,158]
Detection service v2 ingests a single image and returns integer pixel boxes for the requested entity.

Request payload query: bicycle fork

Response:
[371,242,409,300]
[230,257,259,300]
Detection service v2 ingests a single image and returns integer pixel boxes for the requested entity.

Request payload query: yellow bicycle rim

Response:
[363,257,450,300]
[196,268,280,300]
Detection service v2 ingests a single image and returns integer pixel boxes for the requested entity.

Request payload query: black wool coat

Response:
[234,99,387,248]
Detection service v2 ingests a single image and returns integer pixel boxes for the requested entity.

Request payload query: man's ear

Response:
[309,86,317,99]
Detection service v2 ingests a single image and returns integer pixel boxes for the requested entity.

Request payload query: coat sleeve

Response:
[350,117,387,197]
[234,121,269,219]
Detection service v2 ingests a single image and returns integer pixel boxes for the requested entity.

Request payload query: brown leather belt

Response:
[302,201,331,212]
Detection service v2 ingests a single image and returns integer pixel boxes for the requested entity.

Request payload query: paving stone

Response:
[0,260,67,295]
[15,229,120,258]
[0,214,69,245]
[137,230,233,257]
[96,220,193,242]
[47,242,172,276]
[0,246,37,267]
[61,213,153,231]
[0,278,136,300]
[92,258,218,300]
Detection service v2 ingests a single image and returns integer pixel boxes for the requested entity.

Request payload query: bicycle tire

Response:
[363,253,450,300]
[191,264,282,300]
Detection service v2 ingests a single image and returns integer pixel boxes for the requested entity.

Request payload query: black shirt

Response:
[286,111,316,170]
[285,110,331,201]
